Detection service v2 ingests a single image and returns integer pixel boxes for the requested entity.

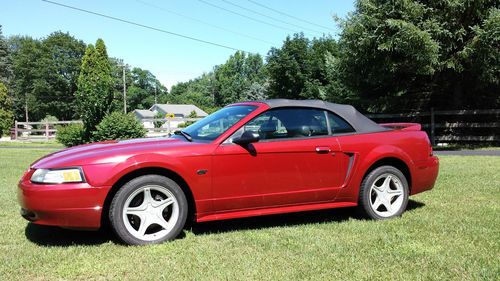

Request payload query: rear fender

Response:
[338,145,414,201]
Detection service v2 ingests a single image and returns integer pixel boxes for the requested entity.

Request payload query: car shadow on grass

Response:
[25,223,118,247]
[25,200,425,246]
[189,199,426,236]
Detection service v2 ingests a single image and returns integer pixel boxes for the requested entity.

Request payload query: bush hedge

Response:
[56,123,86,147]
[93,112,146,142]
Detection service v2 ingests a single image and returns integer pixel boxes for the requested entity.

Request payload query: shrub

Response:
[0,110,13,137]
[93,112,146,142]
[154,112,165,128]
[56,123,86,147]
[41,115,59,123]
[178,110,198,128]
[0,82,13,136]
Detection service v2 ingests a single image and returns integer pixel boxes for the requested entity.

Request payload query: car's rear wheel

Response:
[109,175,188,245]
[358,165,409,219]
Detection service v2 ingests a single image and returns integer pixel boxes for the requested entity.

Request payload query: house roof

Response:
[150,104,208,117]
[133,109,155,118]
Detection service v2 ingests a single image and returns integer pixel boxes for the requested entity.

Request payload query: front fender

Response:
[82,153,192,188]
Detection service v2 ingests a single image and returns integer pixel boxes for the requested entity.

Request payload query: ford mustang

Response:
[18,99,439,245]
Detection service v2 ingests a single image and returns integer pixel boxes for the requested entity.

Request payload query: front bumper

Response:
[18,169,111,230]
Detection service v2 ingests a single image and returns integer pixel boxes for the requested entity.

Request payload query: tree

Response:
[333,0,499,112]
[213,51,266,105]
[242,81,268,101]
[127,67,165,110]
[9,36,43,122]
[469,8,500,104]
[108,60,168,113]
[267,34,309,100]
[76,39,113,139]
[109,58,131,113]
[38,32,86,120]
[0,82,14,136]
[9,32,85,121]
[0,25,12,85]
[166,72,218,112]
[266,34,338,100]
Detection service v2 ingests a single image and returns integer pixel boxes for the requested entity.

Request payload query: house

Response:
[132,109,155,129]
[149,104,208,129]
[133,104,208,130]
[149,104,208,118]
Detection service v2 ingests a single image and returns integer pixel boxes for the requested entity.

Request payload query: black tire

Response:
[109,175,188,245]
[358,165,409,220]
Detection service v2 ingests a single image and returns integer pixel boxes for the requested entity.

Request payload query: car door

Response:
[211,107,344,212]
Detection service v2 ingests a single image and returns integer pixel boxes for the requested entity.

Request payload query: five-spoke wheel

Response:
[109,175,187,245]
[359,165,409,219]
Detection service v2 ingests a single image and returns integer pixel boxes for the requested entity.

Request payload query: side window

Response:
[228,107,329,142]
[328,112,355,134]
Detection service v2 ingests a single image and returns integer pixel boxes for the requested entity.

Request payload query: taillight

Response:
[429,144,433,156]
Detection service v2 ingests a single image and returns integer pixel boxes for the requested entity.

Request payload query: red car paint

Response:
[18,101,438,229]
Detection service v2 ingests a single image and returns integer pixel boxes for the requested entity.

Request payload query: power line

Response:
[220,0,325,36]
[134,0,273,45]
[196,0,309,36]
[246,0,335,32]
[40,0,252,53]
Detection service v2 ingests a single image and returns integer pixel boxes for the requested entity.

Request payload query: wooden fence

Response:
[12,110,499,145]
[12,118,203,141]
[12,120,83,141]
[366,109,500,145]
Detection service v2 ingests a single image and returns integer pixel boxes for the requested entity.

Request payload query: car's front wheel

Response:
[109,175,188,245]
[358,165,409,219]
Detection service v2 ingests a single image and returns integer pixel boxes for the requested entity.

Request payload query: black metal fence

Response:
[366,109,500,146]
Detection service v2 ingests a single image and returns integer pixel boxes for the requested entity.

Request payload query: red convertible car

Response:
[18,99,439,245]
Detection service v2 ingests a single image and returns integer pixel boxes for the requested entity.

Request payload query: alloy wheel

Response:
[369,173,405,217]
[122,185,179,241]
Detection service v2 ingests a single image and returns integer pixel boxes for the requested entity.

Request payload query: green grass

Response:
[0,140,64,148]
[0,148,498,280]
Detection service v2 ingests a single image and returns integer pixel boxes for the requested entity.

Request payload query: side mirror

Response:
[233,131,260,146]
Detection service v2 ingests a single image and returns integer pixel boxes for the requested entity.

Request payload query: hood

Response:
[31,137,197,169]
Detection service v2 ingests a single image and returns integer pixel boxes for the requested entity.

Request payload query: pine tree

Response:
[76,39,113,139]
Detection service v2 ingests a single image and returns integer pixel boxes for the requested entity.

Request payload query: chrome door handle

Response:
[315,147,331,154]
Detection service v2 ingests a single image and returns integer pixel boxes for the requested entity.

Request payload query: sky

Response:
[1,0,355,89]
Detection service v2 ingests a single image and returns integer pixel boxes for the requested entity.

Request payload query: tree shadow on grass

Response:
[25,200,425,246]
[189,199,426,236]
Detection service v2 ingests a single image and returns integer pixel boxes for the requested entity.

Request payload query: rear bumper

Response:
[18,170,110,230]
[411,156,439,195]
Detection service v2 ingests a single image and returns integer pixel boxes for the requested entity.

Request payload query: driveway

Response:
[434,150,500,156]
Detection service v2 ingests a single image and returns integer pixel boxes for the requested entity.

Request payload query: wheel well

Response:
[364,157,412,191]
[100,167,196,228]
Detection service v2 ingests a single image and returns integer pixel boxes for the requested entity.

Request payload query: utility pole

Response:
[122,64,127,113]
[154,84,157,105]
[24,93,29,123]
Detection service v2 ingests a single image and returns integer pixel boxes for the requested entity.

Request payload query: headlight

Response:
[31,168,85,184]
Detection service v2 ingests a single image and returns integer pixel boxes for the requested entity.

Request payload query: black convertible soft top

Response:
[261,99,388,134]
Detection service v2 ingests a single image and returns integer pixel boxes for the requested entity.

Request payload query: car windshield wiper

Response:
[174,130,193,142]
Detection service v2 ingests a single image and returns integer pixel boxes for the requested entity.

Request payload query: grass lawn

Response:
[0,148,498,280]
[0,140,64,148]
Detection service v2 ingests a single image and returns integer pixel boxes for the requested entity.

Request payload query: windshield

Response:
[181,105,257,141]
